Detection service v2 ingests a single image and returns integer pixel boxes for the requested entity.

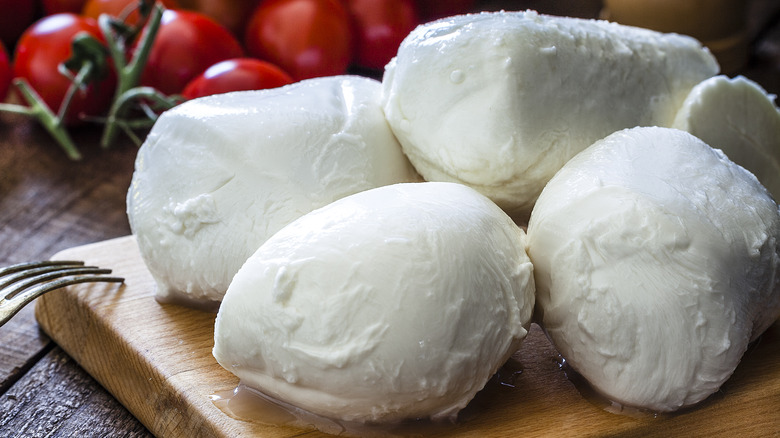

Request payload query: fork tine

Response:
[4,274,124,318]
[0,262,88,290]
[0,260,85,277]
[0,262,124,327]
[2,267,114,300]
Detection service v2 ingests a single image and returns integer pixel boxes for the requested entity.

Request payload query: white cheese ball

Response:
[213,182,535,424]
[527,127,780,412]
[673,75,780,200]
[127,76,419,308]
[382,10,719,220]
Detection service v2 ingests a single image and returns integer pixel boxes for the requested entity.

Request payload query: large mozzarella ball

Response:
[381,10,718,220]
[127,76,419,308]
[213,182,535,424]
[527,127,780,412]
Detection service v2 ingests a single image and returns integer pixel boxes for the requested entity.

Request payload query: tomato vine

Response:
[0,1,179,160]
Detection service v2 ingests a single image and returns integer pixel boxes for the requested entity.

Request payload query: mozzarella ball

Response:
[527,127,780,412]
[382,10,718,220]
[213,182,535,424]
[673,75,780,200]
[127,76,420,308]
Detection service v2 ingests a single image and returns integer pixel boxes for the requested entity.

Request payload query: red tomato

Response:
[185,0,260,36]
[13,14,116,124]
[416,0,475,21]
[140,9,244,95]
[244,0,353,81]
[0,0,37,47]
[42,0,88,14]
[83,0,180,26]
[181,58,293,99]
[346,0,418,70]
[0,42,11,101]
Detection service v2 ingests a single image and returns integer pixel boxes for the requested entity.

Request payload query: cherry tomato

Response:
[13,14,116,124]
[42,0,88,14]
[181,58,293,99]
[346,0,418,70]
[416,0,475,21]
[0,42,11,101]
[0,0,37,47]
[244,0,353,81]
[83,0,180,26]
[140,9,244,95]
[185,0,260,36]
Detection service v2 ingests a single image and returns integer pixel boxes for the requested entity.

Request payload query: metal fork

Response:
[0,260,124,327]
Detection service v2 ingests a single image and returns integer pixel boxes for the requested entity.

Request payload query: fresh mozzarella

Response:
[213,182,535,424]
[127,76,419,308]
[382,10,719,220]
[527,127,780,412]
[673,75,780,200]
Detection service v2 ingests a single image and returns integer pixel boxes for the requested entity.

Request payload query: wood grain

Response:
[0,347,151,437]
[0,113,149,435]
[36,236,318,438]
[35,236,780,438]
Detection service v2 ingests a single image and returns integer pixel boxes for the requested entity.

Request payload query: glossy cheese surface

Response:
[527,127,780,412]
[127,76,419,307]
[673,75,780,200]
[213,182,536,423]
[382,10,719,220]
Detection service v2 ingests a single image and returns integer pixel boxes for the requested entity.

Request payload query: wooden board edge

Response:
[34,237,226,438]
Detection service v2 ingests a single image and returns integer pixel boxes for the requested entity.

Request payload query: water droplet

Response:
[450,70,465,84]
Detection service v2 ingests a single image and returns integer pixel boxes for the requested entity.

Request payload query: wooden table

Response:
[1,2,779,436]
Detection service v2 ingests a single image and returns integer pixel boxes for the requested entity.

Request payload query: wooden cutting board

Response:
[34,236,780,437]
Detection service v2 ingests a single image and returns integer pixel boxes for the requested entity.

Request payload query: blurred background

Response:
[1,0,778,125]
[499,0,780,81]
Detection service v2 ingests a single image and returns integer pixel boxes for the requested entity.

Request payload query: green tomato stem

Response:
[12,78,82,161]
[0,102,35,116]
[103,86,178,128]
[57,62,94,121]
[100,4,164,148]
[124,5,163,89]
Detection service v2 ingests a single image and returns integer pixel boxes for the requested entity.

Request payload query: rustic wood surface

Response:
[34,236,780,438]
[0,119,153,437]
[1,1,780,436]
